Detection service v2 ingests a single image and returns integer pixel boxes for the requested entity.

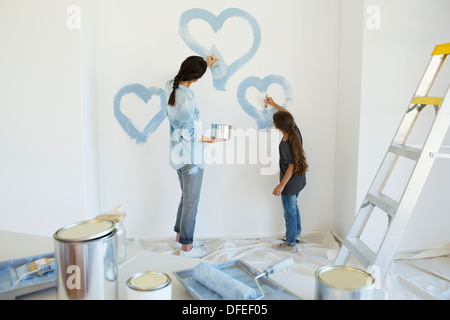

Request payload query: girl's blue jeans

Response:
[175,164,204,245]
[281,193,301,246]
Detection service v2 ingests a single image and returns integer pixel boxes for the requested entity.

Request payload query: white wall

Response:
[0,0,96,236]
[333,0,364,246]
[95,0,340,238]
[334,0,450,252]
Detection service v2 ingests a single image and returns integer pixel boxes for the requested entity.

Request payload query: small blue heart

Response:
[113,84,167,144]
[179,8,261,91]
[237,75,292,130]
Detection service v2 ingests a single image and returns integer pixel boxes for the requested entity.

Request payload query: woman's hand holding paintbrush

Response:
[206,55,220,67]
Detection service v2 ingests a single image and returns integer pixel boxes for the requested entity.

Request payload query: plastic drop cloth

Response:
[129,231,450,300]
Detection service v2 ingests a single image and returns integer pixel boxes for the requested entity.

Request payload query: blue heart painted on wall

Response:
[113,84,167,144]
[237,75,292,130]
[179,8,261,91]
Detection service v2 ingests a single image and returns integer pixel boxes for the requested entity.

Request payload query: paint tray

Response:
[173,260,301,300]
[0,252,57,300]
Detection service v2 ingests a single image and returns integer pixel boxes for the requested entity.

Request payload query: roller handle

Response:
[263,257,293,276]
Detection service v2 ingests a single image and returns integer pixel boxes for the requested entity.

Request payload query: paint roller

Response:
[193,257,293,300]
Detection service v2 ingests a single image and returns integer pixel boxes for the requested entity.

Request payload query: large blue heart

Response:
[237,75,292,130]
[113,84,167,144]
[179,8,261,91]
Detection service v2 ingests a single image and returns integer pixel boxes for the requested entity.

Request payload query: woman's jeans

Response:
[175,164,204,245]
[281,193,301,246]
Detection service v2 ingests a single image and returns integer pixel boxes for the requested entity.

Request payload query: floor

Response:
[131,231,450,300]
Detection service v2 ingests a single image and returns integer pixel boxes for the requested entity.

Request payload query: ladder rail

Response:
[393,54,446,144]
[382,83,450,221]
[415,54,447,96]
[371,54,447,195]
[374,102,450,271]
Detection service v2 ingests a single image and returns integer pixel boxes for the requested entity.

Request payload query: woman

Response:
[165,55,219,258]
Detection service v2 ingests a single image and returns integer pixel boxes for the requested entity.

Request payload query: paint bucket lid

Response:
[54,219,115,242]
[315,265,375,290]
[127,271,172,291]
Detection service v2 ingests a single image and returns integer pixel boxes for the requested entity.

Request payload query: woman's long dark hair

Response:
[273,111,308,176]
[168,56,207,106]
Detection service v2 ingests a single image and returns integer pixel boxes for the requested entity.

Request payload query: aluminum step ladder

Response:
[333,43,450,278]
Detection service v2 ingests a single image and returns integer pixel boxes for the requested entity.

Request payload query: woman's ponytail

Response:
[168,73,182,106]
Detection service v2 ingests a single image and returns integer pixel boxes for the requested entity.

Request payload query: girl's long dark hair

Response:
[273,111,308,176]
[168,56,207,106]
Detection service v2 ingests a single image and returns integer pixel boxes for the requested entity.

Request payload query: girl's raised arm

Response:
[264,96,289,113]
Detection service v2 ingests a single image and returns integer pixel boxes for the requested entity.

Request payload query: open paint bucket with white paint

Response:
[126,271,172,300]
[315,265,376,300]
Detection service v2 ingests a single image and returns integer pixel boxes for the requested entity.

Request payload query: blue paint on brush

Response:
[179,8,261,91]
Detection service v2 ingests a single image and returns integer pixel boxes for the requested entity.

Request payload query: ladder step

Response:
[389,143,421,161]
[366,191,399,217]
[411,96,443,105]
[343,237,376,267]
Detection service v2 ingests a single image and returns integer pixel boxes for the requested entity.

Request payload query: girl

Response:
[166,55,219,258]
[265,96,308,253]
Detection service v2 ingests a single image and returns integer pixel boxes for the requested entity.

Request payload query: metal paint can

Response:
[54,219,118,300]
[211,124,232,140]
[126,271,172,300]
[315,265,375,300]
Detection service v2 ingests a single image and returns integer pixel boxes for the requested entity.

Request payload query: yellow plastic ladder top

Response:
[432,42,450,56]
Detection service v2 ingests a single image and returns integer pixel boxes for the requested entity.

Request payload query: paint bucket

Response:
[211,124,232,140]
[315,265,375,300]
[126,271,172,300]
[54,219,118,300]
